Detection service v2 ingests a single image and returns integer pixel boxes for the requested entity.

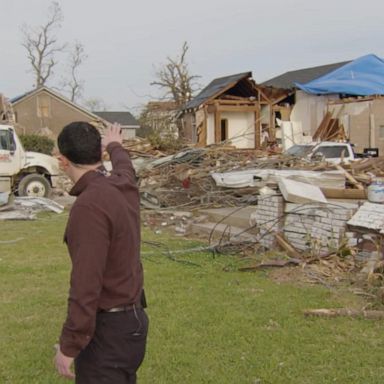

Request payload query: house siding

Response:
[13,90,98,138]
[327,99,384,155]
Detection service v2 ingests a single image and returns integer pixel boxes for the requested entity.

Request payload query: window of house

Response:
[37,95,51,118]
[220,119,228,141]
[379,125,384,139]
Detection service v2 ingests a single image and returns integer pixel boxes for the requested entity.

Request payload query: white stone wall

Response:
[283,202,359,254]
[250,194,284,249]
[251,197,360,254]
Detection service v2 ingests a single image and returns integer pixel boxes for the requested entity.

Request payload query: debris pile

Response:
[137,144,384,210]
[0,193,64,220]
[136,145,354,209]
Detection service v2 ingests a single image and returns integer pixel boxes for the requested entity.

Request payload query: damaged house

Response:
[180,72,272,149]
[261,54,384,154]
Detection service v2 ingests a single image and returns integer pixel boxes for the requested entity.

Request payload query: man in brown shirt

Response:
[54,122,148,383]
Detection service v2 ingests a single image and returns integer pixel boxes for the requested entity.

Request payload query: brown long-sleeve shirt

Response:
[59,142,143,358]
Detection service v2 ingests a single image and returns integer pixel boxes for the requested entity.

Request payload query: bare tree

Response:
[21,1,66,88]
[62,42,87,102]
[151,42,200,108]
[82,98,108,112]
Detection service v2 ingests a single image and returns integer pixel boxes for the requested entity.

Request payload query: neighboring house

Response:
[140,101,179,138]
[93,111,140,140]
[260,60,350,146]
[180,72,270,149]
[11,86,104,139]
[260,54,384,155]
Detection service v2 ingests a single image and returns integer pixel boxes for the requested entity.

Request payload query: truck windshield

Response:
[312,146,349,158]
[285,145,314,157]
[0,130,12,151]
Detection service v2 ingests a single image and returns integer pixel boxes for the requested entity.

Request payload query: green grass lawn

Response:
[0,212,383,383]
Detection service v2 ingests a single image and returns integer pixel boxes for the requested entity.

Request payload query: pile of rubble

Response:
[136,142,384,210]
[135,143,384,304]
[52,139,384,210]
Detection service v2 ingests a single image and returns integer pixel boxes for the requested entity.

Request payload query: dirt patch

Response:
[267,265,309,285]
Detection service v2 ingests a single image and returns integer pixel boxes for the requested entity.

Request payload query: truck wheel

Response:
[18,174,52,198]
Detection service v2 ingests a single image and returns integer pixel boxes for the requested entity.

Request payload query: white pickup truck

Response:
[285,141,366,164]
[0,124,60,197]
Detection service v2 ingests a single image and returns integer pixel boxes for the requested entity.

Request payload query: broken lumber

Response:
[320,187,367,199]
[335,165,364,190]
[275,233,302,259]
[239,258,301,271]
[303,308,384,320]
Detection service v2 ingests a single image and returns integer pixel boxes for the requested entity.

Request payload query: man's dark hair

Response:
[58,122,101,164]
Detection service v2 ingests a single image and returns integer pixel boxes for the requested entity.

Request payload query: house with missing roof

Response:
[180,72,271,149]
[11,86,105,139]
[261,54,384,154]
[93,111,140,140]
[260,60,349,147]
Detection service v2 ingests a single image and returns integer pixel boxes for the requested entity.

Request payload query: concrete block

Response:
[279,178,327,204]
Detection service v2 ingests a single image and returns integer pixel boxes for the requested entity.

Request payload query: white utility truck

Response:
[285,141,366,164]
[0,124,60,197]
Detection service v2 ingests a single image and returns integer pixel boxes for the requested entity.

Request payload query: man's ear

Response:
[57,154,70,171]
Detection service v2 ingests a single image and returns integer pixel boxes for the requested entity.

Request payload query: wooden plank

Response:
[350,157,384,172]
[335,165,364,190]
[216,105,259,113]
[323,118,339,140]
[257,87,272,104]
[207,104,216,113]
[320,187,367,199]
[214,104,221,143]
[220,95,248,100]
[275,233,302,259]
[254,111,261,149]
[313,111,332,141]
[215,99,256,105]
[270,91,294,105]
[304,308,384,320]
[197,108,207,147]
[322,105,346,140]
[269,102,274,143]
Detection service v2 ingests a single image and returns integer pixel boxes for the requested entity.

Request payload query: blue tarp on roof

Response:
[295,54,384,96]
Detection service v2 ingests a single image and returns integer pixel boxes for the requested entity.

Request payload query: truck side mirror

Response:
[311,152,324,161]
[9,141,16,154]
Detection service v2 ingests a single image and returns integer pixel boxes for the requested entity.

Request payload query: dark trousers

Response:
[74,308,148,384]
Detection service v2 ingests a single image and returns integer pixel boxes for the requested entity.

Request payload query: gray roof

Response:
[261,61,350,89]
[10,89,35,104]
[93,111,140,127]
[185,71,252,110]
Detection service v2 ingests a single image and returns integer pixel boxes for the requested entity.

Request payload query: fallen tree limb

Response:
[304,308,384,320]
[239,258,301,271]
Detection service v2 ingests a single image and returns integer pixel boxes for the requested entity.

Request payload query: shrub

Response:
[19,134,55,155]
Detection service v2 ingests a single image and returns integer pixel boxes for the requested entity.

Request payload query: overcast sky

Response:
[1,0,384,114]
